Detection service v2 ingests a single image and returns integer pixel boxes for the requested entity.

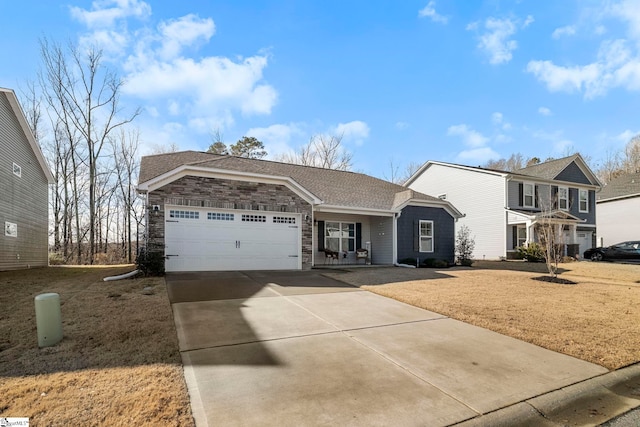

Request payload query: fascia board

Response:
[314,204,395,217]
[138,165,323,205]
[506,174,599,190]
[395,198,464,219]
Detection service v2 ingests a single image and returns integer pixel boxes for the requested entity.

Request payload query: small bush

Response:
[49,252,65,265]
[455,225,475,266]
[136,245,165,276]
[516,242,545,262]
[422,258,450,268]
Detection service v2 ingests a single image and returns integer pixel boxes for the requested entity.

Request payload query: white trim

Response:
[393,198,464,219]
[418,220,434,253]
[138,165,322,205]
[523,182,535,208]
[404,160,508,187]
[0,88,54,184]
[579,189,589,213]
[558,186,569,211]
[597,193,640,203]
[315,204,395,217]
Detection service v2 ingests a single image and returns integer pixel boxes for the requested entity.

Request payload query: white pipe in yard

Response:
[103,270,141,282]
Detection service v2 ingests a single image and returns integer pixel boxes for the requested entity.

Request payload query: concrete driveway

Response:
[167,270,608,426]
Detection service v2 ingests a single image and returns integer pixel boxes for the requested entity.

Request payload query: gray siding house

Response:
[137,151,463,272]
[0,87,53,270]
[596,171,640,246]
[406,154,601,260]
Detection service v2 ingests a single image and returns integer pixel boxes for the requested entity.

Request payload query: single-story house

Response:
[0,87,54,271]
[137,151,463,272]
[596,171,640,246]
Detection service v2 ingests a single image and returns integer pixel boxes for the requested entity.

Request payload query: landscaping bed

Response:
[0,266,193,426]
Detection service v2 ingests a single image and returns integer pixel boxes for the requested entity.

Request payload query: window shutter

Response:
[518,183,523,206]
[414,220,420,252]
[552,186,558,209]
[512,226,518,248]
[356,223,362,249]
[317,221,325,251]
[534,185,539,208]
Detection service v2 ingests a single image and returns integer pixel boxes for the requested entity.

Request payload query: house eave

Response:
[137,165,323,205]
[596,193,640,203]
[404,160,508,187]
[314,204,395,217]
[394,198,464,219]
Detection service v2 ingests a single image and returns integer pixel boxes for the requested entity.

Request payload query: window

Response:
[242,214,266,222]
[13,163,21,178]
[579,189,588,212]
[557,186,568,210]
[325,221,355,253]
[517,226,527,247]
[419,220,434,252]
[169,210,199,219]
[5,222,17,238]
[273,216,296,224]
[523,183,535,208]
[208,212,234,221]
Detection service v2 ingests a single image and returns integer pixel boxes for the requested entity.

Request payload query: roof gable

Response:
[514,154,600,186]
[0,88,54,183]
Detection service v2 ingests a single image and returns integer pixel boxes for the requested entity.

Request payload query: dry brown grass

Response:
[0,266,193,426]
[327,261,640,371]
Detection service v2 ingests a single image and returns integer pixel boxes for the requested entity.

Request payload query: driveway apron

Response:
[167,271,608,427]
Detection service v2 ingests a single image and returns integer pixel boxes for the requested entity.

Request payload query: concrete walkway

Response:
[167,271,610,426]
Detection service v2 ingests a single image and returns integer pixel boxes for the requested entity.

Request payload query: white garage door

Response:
[164,207,301,272]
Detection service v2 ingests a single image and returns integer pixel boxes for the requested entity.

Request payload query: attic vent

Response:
[13,162,21,178]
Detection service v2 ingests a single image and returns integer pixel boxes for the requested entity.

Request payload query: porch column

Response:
[526,221,534,244]
[570,224,577,244]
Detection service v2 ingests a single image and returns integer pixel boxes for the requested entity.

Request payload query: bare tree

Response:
[148,141,180,154]
[623,135,640,173]
[39,38,140,264]
[484,153,526,171]
[278,134,353,170]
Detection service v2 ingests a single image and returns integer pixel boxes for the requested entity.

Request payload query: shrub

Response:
[136,245,165,276]
[421,258,450,268]
[49,252,65,265]
[455,225,476,266]
[516,242,545,262]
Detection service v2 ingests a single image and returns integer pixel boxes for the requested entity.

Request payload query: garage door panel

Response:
[165,207,300,272]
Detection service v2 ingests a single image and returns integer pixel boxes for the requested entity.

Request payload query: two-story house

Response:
[1,87,53,270]
[405,154,601,260]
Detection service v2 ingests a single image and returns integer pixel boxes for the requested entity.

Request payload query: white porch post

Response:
[526,221,534,244]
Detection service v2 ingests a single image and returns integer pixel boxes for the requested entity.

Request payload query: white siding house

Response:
[404,162,507,260]
[596,172,640,246]
[405,155,601,260]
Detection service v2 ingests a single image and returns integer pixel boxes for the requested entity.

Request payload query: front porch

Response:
[313,212,395,267]
[506,209,592,259]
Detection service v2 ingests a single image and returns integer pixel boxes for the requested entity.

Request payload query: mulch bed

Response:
[532,275,577,285]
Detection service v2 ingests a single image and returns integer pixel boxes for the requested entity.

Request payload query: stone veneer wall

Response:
[147,175,313,268]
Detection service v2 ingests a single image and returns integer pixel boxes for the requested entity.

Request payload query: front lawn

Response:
[327,261,640,370]
[0,266,194,425]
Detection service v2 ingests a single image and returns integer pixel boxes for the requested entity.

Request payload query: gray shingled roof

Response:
[597,172,640,201]
[139,151,444,211]
[514,154,579,180]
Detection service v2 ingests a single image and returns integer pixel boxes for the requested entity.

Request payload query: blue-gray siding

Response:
[0,92,49,270]
[396,205,455,263]
[556,162,592,185]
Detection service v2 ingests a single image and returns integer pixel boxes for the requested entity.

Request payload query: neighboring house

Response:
[596,171,640,246]
[137,151,462,272]
[405,154,601,260]
[0,87,54,271]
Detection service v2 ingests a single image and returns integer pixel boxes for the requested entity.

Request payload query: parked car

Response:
[583,241,640,261]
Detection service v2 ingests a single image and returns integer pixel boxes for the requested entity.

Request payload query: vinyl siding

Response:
[556,162,592,185]
[0,92,49,270]
[408,164,507,259]
[596,197,640,246]
[369,216,394,264]
[396,206,455,263]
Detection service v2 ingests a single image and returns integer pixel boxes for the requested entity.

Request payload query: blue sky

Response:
[1,0,640,178]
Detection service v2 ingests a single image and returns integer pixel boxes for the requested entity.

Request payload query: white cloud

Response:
[70,1,278,135]
[553,139,575,154]
[472,17,519,65]
[246,123,304,157]
[491,112,503,125]
[158,14,215,60]
[456,147,501,164]
[617,129,640,142]
[447,124,489,147]
[70,0,151,28]
[552,25,576,39]
[333,120,370,146]
[395,121,409,130]
[418,1,448,24]
[523,15,535,28]
[538,107,552,116]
